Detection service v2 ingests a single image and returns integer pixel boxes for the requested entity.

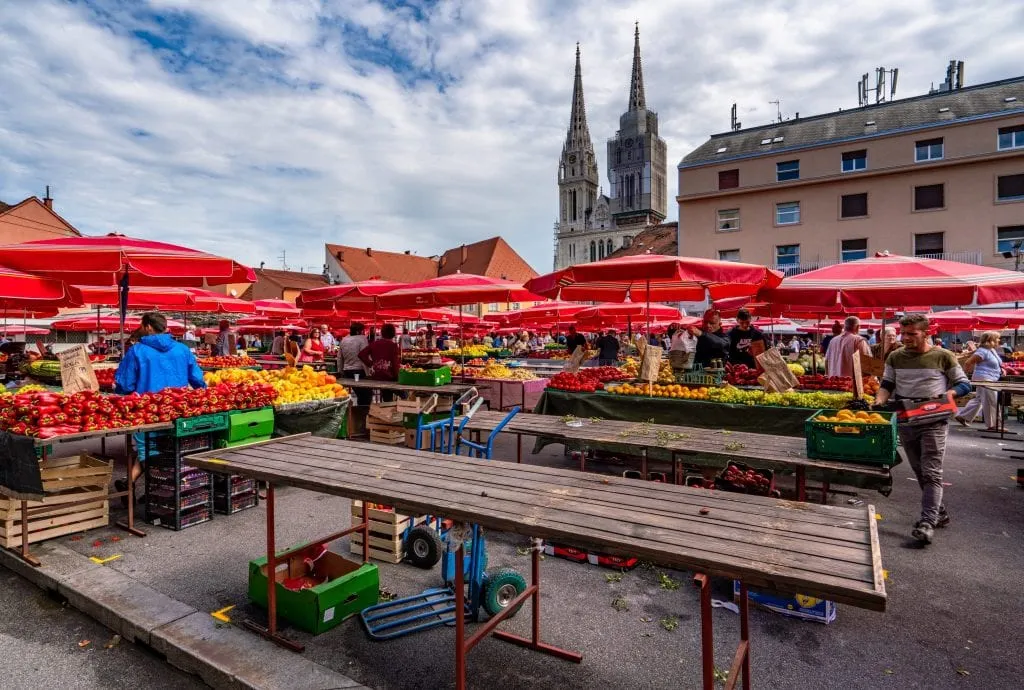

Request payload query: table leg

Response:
[516,433,522,464]
[243,484,304,652]
[115,433,146,538]
[361,499,369,564]
[726,582,752,690]
[454,540,466,690]
[11,500,41,567]
[641,448,648,481]
[820,481,831,505]
[796,467,807,503]
[694,573,715,690]
[671,453,680,485]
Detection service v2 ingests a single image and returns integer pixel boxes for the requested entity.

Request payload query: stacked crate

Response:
[366,402,404,445]
[211,408,272,515]
[0,454,112,548]
[349,500,423,563]
[145,414,227,530]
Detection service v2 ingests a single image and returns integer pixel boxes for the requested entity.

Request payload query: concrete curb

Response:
[1,542,368,689]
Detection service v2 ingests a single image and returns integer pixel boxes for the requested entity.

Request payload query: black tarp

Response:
[0,432,43,500]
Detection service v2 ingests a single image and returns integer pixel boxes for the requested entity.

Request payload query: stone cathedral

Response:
[553,25,668,270]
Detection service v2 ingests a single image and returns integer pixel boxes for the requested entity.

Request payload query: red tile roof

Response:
[607,222,678,259]
[327,236,537,284]
[255,268,328,290]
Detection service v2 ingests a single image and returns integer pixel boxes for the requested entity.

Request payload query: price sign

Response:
[58,345,99,395]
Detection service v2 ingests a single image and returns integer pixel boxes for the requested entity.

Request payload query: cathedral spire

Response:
[628,22,646,111]
[565,43,593,151]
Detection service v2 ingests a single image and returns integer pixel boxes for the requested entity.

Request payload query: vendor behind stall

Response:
[690,309,729,369]
[727,309,766,369]
[114,312,206,496]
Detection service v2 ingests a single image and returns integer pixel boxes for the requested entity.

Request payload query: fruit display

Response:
[203,365,348,405]
[718,462,775,496]
[95,367,116,390]
[197,355,258,368]
[24,359,62,379]
[787,363,805,376]
[813,409,889,424]
[608,383,861,408]
[445,345,489,358]
[547,367,631,392]
[15,383,47,395]
[796,354,826,373]
[725,363,762,386]
[0,383,276,438]
[618,357,639,378]
[656,359,675,384]
[485,348,513,358]
[476,362,538,381]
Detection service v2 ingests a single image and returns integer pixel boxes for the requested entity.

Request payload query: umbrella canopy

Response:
[182,289,257,314]
[378,273,540,309]
[0,324,51,336]
[236,316,308,328]
[77,285,196,309]
[925,309,1008,330]
[251,299,302,318]
[758,252,1024,308]
[296,280,406,309]
[0,234,255,287]
[524,255,783,302]
[52,315,185,335]
[1,264,82,311]
[499,301,589,326]
[572,302,682,323]
[974,310,1024,328]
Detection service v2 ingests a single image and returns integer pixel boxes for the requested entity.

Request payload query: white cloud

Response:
[1,0,1022,275]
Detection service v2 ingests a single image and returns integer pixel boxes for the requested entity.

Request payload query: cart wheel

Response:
[405,525,442,568]
[483,568,527,617]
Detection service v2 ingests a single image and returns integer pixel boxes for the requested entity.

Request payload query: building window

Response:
[718,249,740,262]
[915,138,944,162]
[913,232,944,257]
[775,201,801,225]
[841,150,867,172]
[841,238,868,262]
[996,173,1024,201]
[841,193,868,218]
[589,241,596,262]
[598,241,605,260]
[776,160,800,181]
[718,169,739,190]
[511,303,521,311]
[776,244,800,266]
[717,208,740,232]
[914,184,945,210]
[488,303,499,311]
[998,125,1024,150]
[622,235,633,248]
[997,226,1024,254]
[606,239,613,256]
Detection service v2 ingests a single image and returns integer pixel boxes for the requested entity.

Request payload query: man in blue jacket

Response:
[115,312,206,496]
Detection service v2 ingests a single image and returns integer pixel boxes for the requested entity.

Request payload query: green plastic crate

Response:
[225,407,274,443]
[401,411,449,429]
[804,409,898,466]
[174,412,229,437]
[397,365,452,387]
[248,545,379,635]
[217,434,272,449]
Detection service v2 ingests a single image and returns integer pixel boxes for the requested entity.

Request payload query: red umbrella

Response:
[77,285,195,309]
[0,234,255,287]
[378,273,540,309]
[926,309,1008,330]
[572,302,682,322]
[251,299,302,318]
[500,301,589,326]
[975,309,1024,327]
[296,280,405,309]
[759,252,1024,308]
[0,324,51,336]
[183,289,257,314]
[524,255,782,303]
[1,264,82,310]
[52,315,185,335]
[236,315,307,328]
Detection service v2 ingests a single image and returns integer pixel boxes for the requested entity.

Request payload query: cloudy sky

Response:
[1,0,1022,276]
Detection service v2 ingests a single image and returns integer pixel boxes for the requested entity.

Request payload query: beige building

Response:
[677,74,1024,276]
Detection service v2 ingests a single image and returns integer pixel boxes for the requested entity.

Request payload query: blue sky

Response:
[1,0,1022,275]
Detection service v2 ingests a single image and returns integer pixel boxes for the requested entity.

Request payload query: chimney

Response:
[336,250,344,262]
[404,250,411,255]
[439,255,447,270]
[460,244,468,264]
[43,185,53,209]
[365,247,373,257]
[259,261,265,269]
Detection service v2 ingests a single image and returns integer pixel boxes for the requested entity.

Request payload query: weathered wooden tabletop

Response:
[335,378,474,397]
[189,435,886,611]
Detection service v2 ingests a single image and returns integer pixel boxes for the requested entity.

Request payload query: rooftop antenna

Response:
[730,103,741,131]
[859,67,898,105]
[769,99,782,123]
[278,250,289,271]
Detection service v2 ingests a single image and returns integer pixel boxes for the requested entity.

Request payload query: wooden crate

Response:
[349,500,423,564]
[367,419,405,445]
[368,402,402,424]
[0,454,112,548]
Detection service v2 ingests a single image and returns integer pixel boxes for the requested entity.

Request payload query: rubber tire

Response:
[405,525,443,568]
[483,567,527,617]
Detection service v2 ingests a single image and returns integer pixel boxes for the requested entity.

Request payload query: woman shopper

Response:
[956,330,1003,430]
[359,323,401,402]
[297,326,325,363]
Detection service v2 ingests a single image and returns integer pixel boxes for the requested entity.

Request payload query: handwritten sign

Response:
[639,347,663,383]
[755,347,798,393]
[852,351,865,398]
[58,345,99,394]
[562,345,587,373]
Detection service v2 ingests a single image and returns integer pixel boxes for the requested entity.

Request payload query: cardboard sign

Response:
[852,351,865,398]
[860,352,884,378]
[58,345,99,394]
[563,345,587,373]
[750,339,766,359]
[755,347,798,393]
[639,347,663,383]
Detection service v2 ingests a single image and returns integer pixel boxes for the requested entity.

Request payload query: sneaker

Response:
[954,416,968,427]
[912,520,934,544]
[936,508,950,528]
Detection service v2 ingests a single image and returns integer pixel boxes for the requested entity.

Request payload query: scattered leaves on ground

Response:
[658,572,680,590]
[611,597,629,612]
[883,669,894,675]
[77,640,90,648]
[104,635,121,650]
[639,616,653,623]
[516,546,531,556]
[660,615,679,631]
[713,667,730,683]
[604,572,623,583]
[378,589,396,602]
[955,667,970,677]
[723,442,746,451]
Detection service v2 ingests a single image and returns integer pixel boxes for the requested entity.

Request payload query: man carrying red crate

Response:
[874,313,971,545]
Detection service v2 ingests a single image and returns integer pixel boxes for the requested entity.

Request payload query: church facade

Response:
[553,26,668,270]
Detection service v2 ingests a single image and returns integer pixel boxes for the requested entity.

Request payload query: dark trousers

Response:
[344,370,372,406]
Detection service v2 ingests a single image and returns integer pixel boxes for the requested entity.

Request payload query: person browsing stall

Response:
[690,309,730,368]
[298,326,325,363]
[359,323,401,402]
[825,316,872,378]
[114,312,206,493]
[955,330,1003,431]
[565,325,587,355]
[874,313,971,545]
[595,329,620,366]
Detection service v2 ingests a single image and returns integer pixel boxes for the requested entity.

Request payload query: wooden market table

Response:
[973,380,1024,441]
[2,422,173,566]
[462,411,895,502]
[335,378,476,399]
[189,434,885,690]
[462,376,550,412]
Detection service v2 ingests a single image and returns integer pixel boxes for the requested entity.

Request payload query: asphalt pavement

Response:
[6,418,1023,689]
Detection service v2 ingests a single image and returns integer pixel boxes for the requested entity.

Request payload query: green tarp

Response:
[534,390,813,437]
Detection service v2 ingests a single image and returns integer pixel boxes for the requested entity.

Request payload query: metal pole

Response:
[266,484,277,637]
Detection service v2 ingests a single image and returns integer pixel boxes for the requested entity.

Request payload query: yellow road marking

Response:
[89,554,122,565]
[211,605,235,622]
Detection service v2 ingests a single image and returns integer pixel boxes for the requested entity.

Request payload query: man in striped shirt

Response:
[874,313,971,545]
